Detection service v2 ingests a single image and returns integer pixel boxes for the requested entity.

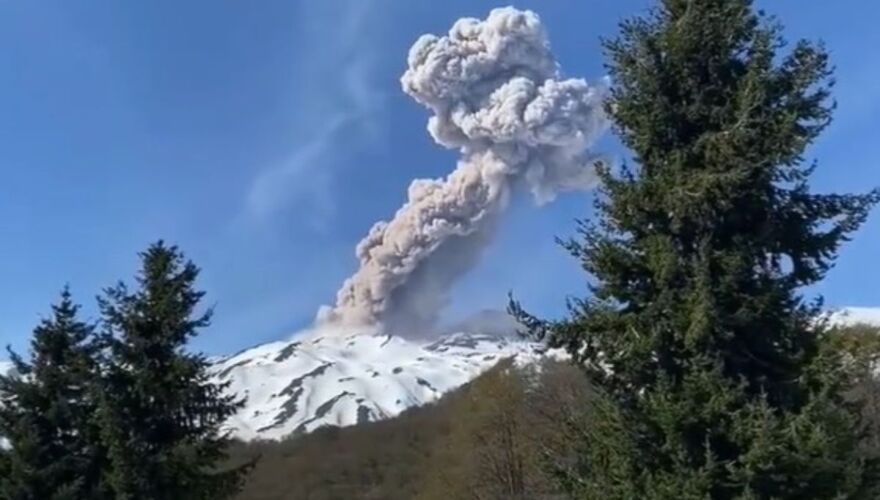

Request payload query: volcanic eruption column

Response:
[323,7,608,333]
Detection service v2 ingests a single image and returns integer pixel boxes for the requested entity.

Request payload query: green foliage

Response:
[829,323,880,459]
[827,322,880,377]
[0,243,251,499]
[227,352,880,500]
[96,242,249,500]
[229,408,441,500]
[419,359,556,500]
[228,379,460,500]
[229,359,592,500]
[0,289,108,500]
[512,0,880,498]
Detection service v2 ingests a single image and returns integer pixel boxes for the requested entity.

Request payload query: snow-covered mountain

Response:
[3,306,878,443]
[830,307,880,326]
[0,326,543,442]
[212,329,545,441]
[213,306,880,441]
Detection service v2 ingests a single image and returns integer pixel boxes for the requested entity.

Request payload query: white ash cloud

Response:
[322,7,608,333]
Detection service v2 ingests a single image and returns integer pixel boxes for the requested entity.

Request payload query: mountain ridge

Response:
[3,307,878,442]
[211,328,545,441]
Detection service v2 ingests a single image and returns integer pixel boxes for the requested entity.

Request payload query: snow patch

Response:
[831,307,880,326]
[212,329,545,441]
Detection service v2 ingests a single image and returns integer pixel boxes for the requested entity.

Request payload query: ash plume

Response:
[323,7,608,333]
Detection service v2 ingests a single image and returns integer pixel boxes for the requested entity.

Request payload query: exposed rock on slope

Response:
[212,329,544,441]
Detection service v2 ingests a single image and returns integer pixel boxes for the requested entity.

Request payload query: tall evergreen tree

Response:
[0,289,106,500]
[513,1,880,498]
[97,242,248,500]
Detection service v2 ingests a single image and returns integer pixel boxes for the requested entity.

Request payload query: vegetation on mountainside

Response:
[1,243,247,500]
[228,359,593,500]
[228,323,880,500]
[3,1,880,499]
[511,0,880,497]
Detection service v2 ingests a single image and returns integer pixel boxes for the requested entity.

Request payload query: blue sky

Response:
[1,0,878,356]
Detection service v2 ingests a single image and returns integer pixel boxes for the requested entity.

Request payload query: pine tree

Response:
[513,1,880,498]
[0,289,107,500]
[97,242,249,500]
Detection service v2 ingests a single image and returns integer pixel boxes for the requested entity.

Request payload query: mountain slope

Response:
[212,329,545,441]
[4,306,877,443]
[831,307,880,326]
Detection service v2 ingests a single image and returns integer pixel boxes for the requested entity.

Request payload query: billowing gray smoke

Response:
[323,7,608,333]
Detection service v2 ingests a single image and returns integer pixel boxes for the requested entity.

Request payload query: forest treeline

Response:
[228,359,593,500]
[229,327,880,500]
[0,243,251,499]
[3,0,880,498]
